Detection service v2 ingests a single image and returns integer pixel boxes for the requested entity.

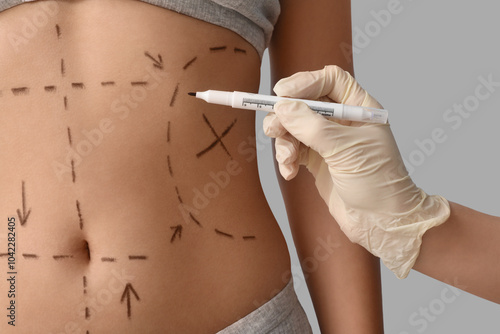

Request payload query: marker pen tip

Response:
[188,92,196,96]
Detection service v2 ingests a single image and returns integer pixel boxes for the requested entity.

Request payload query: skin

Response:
[270,0,385,333]
[0,0,292,333]
[414,201,500,304]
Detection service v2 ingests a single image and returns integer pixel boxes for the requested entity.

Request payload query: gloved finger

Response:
[274,100,340,157]
[274,65,382,109]
[274,69,327,100]
[263,112,287,138]
[278,159,299,181]
[275,133,300,165]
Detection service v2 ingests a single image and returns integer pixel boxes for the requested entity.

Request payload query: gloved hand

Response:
[263,66,450,278]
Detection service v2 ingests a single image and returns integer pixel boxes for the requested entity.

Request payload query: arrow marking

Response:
[16,181,31,226]
[170,225,183,243]
[144,51,163,70]
[120,283,140,319]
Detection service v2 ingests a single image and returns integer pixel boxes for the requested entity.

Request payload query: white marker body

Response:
[195,90,388,124]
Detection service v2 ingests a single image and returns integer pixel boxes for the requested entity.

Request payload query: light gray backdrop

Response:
[256,0,500,333]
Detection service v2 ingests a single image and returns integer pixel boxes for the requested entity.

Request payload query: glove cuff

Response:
[380,194,450,278]
[344,193,450,279]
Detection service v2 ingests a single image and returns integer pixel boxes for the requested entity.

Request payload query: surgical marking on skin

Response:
[71,159,76,183]
[144,51,164,70]
[167,121,171,143]
[101,81,116,86]
[76,200,84,230]
[84,241,90,260]
[67,127,73,146]
[83,276,87,294]
[11,87,29,95]
[101,257,116,262]
[44,85,57,92]
[56,24,61,38]
[22,253,39,259]
[61,59,65,76]
[210,46,227,52]
[189,213,202,227]
[131,81,148,86]
[64,96,68,110]
[83,274,89,324]
[17,181,31,226]
[169,83,180,107]
[167,155,174,177]
[234,48,247,54]
[121,283,140,319]
[215,229,234,238]
[175,186,183,204]
[242,236,256,240]
[183,56,197,70]
[72,83,85,89]
[129,255,148,260]
[196,115,237,159]
[170,225,183,243]
[53,255,74,260]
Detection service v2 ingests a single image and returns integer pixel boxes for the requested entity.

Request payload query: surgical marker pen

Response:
[188,90,388,124]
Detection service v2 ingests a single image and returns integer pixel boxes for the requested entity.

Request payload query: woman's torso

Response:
[0,1,290,332]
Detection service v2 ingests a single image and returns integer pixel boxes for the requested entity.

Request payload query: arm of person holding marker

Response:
[269,1,385,333]
[264,65,500,303]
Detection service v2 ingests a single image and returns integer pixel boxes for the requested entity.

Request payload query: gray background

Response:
[256,0,500,333]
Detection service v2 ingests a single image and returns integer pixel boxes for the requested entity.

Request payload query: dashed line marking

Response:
[210,46,227,52]
[71,83,85,89]
[53,255,74,260]
[22,253,39,259]
[214,229,234,238]
[183,56,197,70]
[11,87,29,95]
[169,83,179,107]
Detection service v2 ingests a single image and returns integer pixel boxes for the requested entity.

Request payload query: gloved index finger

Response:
[274,68,329,100]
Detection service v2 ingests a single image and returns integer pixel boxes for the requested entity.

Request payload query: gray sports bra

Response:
[0,0,281,57]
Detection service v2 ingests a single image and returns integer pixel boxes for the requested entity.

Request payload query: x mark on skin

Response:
[196,114,237,159]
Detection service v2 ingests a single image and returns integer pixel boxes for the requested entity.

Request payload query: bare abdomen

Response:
[0,1,290,332]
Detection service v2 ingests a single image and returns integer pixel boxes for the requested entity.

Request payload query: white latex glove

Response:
[264,66,450,278]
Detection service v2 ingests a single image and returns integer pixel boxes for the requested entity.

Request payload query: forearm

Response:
[278,166,384,333]
[269,0,384,331]
[413,201,500,303]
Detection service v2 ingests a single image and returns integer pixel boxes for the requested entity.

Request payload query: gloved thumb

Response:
[274,100,338,157]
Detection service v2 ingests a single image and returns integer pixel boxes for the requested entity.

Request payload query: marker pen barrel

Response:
[192,90,388,124]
